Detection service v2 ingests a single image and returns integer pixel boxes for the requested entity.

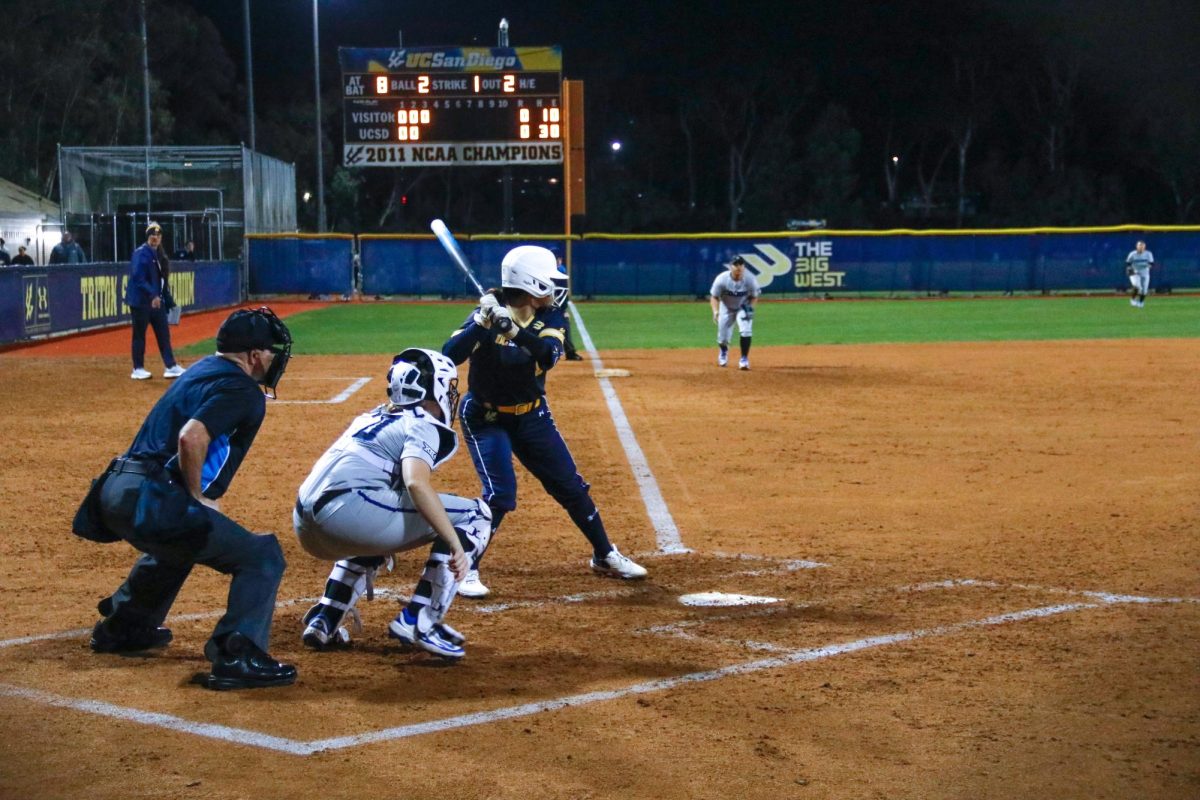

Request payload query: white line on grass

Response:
[569,304,688,554]
[271,377,371,405]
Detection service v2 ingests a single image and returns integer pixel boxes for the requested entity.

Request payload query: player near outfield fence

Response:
[1125,240,1154,308]
[444,245,647,599]
[710,255,761,370]
[294,349,491,659]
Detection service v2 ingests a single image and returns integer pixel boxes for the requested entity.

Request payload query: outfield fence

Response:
[249,225,1200,301]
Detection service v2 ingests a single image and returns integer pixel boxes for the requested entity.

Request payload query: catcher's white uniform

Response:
[294,404,488,561]
[710,268,761,344]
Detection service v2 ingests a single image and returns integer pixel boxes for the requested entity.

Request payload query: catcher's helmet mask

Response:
[387,348,460,424]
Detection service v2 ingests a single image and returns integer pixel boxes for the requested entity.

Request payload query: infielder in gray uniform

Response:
[293,348,491,660]
[710,255,761,370]
[1125,240,1154,308]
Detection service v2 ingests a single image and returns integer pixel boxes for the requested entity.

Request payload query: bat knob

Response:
[494,316,513,334]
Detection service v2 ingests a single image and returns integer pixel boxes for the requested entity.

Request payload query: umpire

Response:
[74,307,297,690]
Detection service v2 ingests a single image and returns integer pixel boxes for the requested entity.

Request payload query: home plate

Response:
[594,368,631,378]
[678,592,783,607]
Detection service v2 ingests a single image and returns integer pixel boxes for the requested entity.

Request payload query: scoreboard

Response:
[339,46,563,168]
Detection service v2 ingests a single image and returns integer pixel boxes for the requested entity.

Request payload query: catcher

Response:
[710,255,761,370]
[294,348,491,659]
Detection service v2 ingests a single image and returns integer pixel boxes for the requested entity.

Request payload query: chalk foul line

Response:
[569,304,688,554]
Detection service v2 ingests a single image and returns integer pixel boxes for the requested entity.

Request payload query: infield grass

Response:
[179,295,1198,356]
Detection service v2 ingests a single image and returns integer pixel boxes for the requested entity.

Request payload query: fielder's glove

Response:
[739,302,754,320]
[1125,265,1135,276]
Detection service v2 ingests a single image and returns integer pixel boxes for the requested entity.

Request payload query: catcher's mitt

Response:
[1125,265,1135,276]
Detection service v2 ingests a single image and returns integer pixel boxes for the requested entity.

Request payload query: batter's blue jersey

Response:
[443,305,567,405]
[124,355,266,499]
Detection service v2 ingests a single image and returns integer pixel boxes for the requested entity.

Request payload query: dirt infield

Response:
[0,335,1196,799]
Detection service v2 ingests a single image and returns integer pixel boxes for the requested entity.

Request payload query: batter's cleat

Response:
[739,357,750,370]
[457,569,490,598]
[90,618,173,654]
[718,351,728,367]
[590,546,648,580]
[163,364,186,378]
[205,633,297,690]
[301,607,351,651]
[130,368,152,380]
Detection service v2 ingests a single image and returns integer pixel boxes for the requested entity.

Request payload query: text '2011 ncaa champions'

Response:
[339,46,564,168]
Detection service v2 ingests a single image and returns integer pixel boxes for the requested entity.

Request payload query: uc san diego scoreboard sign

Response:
[339,46,564,167]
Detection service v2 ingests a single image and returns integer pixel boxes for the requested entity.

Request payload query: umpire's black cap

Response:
[217,308,282,352]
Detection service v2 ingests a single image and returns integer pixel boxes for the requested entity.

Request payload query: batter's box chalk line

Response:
[1,578,1194,755]
[270,376,371,405]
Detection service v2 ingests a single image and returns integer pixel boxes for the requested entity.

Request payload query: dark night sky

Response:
[189,0,1199,104]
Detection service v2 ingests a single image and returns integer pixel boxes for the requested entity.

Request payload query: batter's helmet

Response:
[501,246,560,299]
[387,348,460,424]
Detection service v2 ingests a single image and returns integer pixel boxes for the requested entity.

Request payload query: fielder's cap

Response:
[146,222,162,236]
[217,308,279,353]
[730,255,747,267]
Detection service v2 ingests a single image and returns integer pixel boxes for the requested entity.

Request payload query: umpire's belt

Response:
[481,398,542,415]
[107,457,159,477]
[296,487,352,519]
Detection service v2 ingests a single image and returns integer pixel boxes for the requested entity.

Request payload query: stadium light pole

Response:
[244,0,256,151]
[140,0,152,218]
[312,0,327,232]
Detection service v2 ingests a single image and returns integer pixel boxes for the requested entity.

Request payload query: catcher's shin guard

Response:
[302,556,388,649]
[406,500,492,628]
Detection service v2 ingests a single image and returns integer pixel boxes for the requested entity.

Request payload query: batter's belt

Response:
[481,398,542,415]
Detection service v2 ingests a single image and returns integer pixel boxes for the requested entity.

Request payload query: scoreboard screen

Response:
[339,46,563,168]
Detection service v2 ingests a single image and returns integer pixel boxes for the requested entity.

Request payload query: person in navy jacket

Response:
[126,222,185,380]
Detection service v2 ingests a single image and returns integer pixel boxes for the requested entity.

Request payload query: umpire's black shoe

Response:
[90,618,173,654]
[205,632,297,691]
[565,351,584,361]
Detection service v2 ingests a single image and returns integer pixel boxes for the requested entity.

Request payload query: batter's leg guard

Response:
[302,556,388,650]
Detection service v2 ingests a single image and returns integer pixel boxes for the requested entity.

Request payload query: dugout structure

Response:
[57,145,297,271]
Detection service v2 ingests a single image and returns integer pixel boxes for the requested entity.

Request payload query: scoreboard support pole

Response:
[563,79,586,288]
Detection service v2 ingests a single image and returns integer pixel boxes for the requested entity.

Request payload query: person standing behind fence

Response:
[127,222,185,380]
[11,245,33,266]
[0,237,10,266]
[48,230,86,264]
[1125,240,1154,308]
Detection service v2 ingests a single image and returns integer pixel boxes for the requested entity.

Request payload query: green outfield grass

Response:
[179,295,1198,356]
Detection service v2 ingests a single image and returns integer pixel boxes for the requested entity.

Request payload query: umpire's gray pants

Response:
[98,472,286,655]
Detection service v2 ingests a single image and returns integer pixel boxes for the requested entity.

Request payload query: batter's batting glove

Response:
[490,306,518,339]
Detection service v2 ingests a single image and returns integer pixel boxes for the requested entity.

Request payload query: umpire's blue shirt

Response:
[124,355,266,500]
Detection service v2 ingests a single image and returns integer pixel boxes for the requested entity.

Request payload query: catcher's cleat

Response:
[590,546,648,580]
[300,603,352,650]
[457,569,490,598]
[388,610,466,658]
[90,618,173,654]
